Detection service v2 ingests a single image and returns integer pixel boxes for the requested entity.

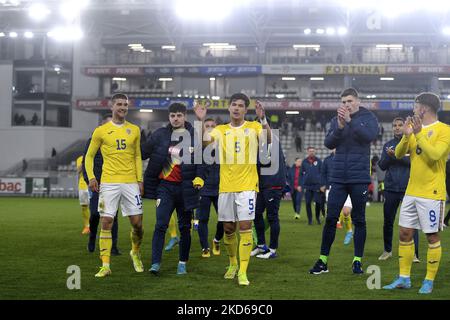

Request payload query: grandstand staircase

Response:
[1,139,87,178]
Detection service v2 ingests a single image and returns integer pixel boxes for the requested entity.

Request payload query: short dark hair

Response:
[111,93,128,103]
[102,113,113,120]
[229,93,250,108]
[340,88,359,98]
[168,102,187,114]
[392,117,404,123]
[204,118,215,123]
[415,92,441,113]
[307,146,315,150]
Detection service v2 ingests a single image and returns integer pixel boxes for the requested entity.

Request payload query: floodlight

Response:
[24,31,34,38]
[304,28,311,35]
[28,3,51,22]
[9,31,18,38]
[175,0,233,21]
[338,27,348,35]
[47,26,83,41]
[326,27,335,35]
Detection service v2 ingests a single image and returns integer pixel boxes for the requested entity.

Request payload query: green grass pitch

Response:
[0,197,449,300]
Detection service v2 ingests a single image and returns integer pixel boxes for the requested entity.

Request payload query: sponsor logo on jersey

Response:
[416,146,422,155]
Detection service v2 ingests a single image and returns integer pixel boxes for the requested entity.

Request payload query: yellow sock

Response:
[339,211,344,225]
[425,241,442,281]
[399,240,414,277]
[343,214,352,232]
[168,215,178,239]
[99,229,112,267]
[238,230,253,274]
[224,232,238,266]
[82,206,90,228]
[131,228,144,254]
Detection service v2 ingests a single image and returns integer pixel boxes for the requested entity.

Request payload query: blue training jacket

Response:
[82,137,103,185]
[141,121,205,210]
[320,152,334,189]
[258,135,287,190]
[300,156,322,190]
[377,136,410,193]
[324,106,379,184]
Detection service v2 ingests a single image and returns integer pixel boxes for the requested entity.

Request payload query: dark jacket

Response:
[82,138,103,185]
[378,136,410,193]
[287,165,302,192]
[141,121,204,210]
[200,154,219,197]
[258,136,287,190]
[324,106,379,184]
[301,156,322,190]
[321,152,335,189]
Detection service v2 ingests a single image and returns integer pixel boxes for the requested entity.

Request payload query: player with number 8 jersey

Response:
[85,93,145,278]
[384,92,450,294]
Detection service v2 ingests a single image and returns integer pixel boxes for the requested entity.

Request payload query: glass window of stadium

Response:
[44,103,71,127]
[46,70,71,95]
[12,102,42,126]
[14,70,44,98]
[46,40,73,62]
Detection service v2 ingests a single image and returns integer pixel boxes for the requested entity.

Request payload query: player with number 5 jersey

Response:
[85,93,145,278]
[195,93,272,286]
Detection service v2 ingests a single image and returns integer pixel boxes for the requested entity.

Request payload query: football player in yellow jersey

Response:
[384,93,450,294]
[195,93,271,286]
[76,155,90,235]
[85,93,145,278]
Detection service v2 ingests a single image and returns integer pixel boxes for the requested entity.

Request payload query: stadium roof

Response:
[0,0,450,45]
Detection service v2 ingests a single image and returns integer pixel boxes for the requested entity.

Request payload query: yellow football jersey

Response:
[210,121,263,193]
[76,156,88,190]
[85,121,143,184]
[395,121,450,200]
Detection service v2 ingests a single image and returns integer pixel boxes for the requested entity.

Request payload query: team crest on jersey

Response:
[225,130,231,136]
[314,161,318,166]
[156,199,161,207]
[126,128,131,135]
[189,147,194,154]
[244,128,250,136]
[416,146,422,155]
[428,130,433,138]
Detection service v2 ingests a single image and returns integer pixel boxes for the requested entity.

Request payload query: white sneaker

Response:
[256,250,277,259]
[250,245,268,257]
[378,251,392,261]
[413,255,420,263]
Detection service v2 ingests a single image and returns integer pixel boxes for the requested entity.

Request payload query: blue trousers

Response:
[304,189,323,224]
[254,188,282,249]
[151,181,193,264]
[88,190,119,248]
[196,195,224,250]
[291,190,303,214]
[320,183,368,258]
[383,191,419,256]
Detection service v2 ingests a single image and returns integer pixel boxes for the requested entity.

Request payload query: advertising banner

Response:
[0,178,26,194]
